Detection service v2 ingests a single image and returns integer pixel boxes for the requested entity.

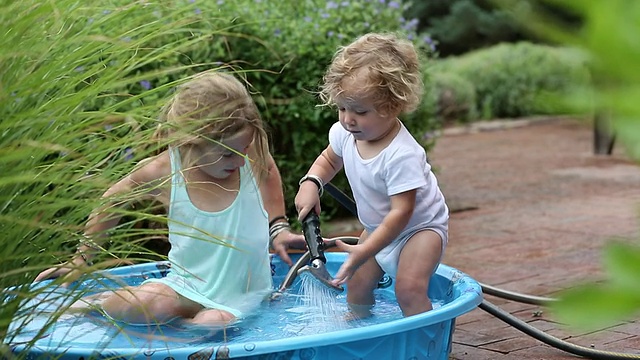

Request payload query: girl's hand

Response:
[271,230,306,266]
[34,257,88,286]
[330,240,372,286]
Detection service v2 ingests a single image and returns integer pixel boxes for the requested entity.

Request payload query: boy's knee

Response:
[347,278,376,294]
[395,279,428,303]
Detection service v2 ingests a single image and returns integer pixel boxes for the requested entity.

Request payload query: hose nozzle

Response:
[298,211,343,293]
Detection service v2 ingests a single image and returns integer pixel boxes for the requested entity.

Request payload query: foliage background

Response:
[2,0,629,354]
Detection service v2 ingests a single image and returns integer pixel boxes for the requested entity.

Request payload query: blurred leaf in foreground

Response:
[550,242,640,330]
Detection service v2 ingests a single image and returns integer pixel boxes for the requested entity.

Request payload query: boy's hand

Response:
[330,240,371,286]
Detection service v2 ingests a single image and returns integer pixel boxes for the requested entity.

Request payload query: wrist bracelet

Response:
[79,234,102,250]
[299,174,324,197]
[76,246,94,266]
[269,222,291,250]
[268,215,289,228]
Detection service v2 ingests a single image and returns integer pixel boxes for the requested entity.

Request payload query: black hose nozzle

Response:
[301,211,326,264]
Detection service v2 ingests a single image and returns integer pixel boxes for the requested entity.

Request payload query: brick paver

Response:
[430,118,640,359]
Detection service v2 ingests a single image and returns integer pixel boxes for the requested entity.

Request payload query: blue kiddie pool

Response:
[8,251,482,360]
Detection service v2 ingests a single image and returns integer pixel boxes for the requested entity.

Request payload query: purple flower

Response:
[123,148,134,161]
[326,1,338,9]
[388,1,400,8]
[422,35,436,51]
[274,29,281,36]
[304,16,312,22]
[140,80,152,90]
[321,13,329,18]
[327,31,334,37]
[195,8,201,14]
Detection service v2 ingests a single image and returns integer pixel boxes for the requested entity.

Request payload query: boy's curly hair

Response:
[320,32,423,116]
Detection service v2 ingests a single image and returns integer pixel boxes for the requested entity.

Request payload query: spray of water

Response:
[296,272,348,331]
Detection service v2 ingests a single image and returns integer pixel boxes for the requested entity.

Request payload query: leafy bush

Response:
[204,0,438,219]
[406,0,531,56]
[429,72,478,124]
[432,41,591,119]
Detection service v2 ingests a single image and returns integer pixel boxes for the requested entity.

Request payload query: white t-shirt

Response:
[329,121,449,240]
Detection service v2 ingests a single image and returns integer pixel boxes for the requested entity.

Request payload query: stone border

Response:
[438,115,580,137]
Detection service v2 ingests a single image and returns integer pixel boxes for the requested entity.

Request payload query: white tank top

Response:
[144,147,272,317]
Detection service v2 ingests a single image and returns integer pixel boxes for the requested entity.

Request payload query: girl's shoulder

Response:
[129,151,172,185]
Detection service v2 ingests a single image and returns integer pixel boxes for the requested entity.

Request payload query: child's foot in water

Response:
[344,304,374,322]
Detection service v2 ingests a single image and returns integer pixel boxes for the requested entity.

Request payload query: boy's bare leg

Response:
[345,257,384,320]
[395,230,443,317]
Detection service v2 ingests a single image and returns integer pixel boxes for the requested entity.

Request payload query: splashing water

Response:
[296,272,348,331]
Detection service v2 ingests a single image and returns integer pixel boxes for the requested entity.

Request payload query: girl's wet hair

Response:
[320,33,423,116]
[154,71,269,178]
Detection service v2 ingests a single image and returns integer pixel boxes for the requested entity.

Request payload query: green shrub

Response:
[429,72,478,124]
[432,41,591,119]
[204,0,438,219]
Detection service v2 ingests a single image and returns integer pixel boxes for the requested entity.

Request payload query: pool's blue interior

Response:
[8,252,482,358]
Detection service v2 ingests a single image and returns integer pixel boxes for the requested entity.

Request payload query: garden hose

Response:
[322,182,640,360]
[479,282,555,305]
[480,300,640,360]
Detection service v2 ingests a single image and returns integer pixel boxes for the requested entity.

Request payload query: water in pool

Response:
[7,266,444,353]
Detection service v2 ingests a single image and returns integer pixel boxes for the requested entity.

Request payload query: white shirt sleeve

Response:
[328,122,346,158]
[385,149,429,196]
